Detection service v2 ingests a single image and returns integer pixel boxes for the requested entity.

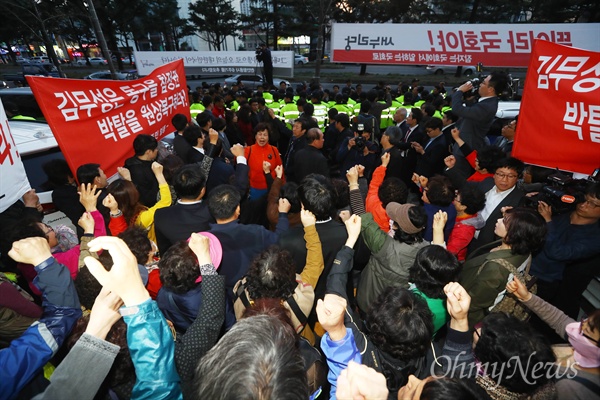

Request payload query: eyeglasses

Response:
[582,197,600,209]
[580,318,600,346]
[42,224,54,235]
[495,172,518,180]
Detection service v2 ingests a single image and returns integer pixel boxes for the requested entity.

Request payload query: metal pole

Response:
[86,0,118,79]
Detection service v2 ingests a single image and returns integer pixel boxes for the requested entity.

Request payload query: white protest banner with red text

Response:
[27,59,189,178]
[0,98,31,213]
[513,40,600,175]
[331,23,599,67]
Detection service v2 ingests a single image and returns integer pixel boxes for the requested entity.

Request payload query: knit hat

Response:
[385,203,423,234]
[190,231,223,283]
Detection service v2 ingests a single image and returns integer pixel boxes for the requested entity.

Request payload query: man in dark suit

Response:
[278,175,348,305]
[441,109,458,151]
[392,107,409,135]
[377,126,405,181]
[468,157,525,253]
[208,184,289,297]
[293,128,329,182]
[396,107,427,191]
[451,72,509,176]
[413,118,450,178]
[154,164,214,255]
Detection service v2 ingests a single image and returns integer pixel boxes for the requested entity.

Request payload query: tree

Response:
[188,0,240,51]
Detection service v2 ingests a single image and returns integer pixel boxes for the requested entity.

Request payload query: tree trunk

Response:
[360,64,367,75]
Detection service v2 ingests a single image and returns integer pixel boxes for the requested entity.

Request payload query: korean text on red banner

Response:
[26,59,189,178]
[513,40,600,175]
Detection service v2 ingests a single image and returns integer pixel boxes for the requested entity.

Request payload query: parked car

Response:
[294,54,309,65]
[426,65,478,76]
[76,57,108,66]
[30,56,50,64]
[2,64,62,87]
[223,74,290,89]
[84,70,137,80]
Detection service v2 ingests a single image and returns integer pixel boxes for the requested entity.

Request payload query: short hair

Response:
[335,113,350,128]
[393,205,427,244]
[426,175,455,207]
[305,128,322,144]
[423,104,436,117]
[303,102,314,117]
[424,117,443,131]
[183,125,204,147]
[496,157,525,177]
[409,245,460,299]
[502,207,547,255]
[421,378,492,400]
[298,175,333,221]
[410,107,423,124]
[359,100,371,114]
[118,225,152,265]
[443,110,458,123]
[77,163,100,185]
[172,114,188,131]
[458,184,486,215]
[475,313,556,394]
[254,122,270,135]
[193,315,309,400]
[43,159,73,186]
[132,134,158,156]
[294,118,310,132]
[202,95,213,108]
[246,246,297,300]
[585,181,600,199]
[378,177,408,207]
[488,71,509,95]
[196,111,212,128]
[174,164,206,200]
[212,118,226,132]
[161,154,184,186]
[207,184,241,220]
[477,146,506,172]
[383,126,403,146]
[279,182,301,214]
[330,178,350,210]
[328,107,338,119]
[158,241,198,294]
[366,287,433,378]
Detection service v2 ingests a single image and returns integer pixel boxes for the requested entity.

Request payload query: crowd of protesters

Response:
[1,73,599,400]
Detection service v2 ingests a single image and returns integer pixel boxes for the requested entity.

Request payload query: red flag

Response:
[27,60,190,178]
[513,40,600,175]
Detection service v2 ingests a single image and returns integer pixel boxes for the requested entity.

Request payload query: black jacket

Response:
[124,156,158,208]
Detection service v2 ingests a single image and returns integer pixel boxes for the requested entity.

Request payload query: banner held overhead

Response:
[27,59,189,179]
[331,23,600,67]
[513,40,600,175]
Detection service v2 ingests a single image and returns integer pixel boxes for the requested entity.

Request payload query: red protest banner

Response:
[513,40,600,175]
[27,59,189,178]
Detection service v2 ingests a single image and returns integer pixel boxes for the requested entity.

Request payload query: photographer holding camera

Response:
[337,122,379,180]
[451,71,509,177]
[255,43,273,87]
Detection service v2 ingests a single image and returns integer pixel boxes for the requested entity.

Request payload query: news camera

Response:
[522,169,598,214]
[354,124,367,151]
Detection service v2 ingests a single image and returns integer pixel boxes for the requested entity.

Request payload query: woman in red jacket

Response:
[244,123,283,199]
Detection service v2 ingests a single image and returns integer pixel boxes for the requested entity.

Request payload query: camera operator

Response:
[255,43,273,87]
[451,72,509,177]
[337,122,379,181]
[530,180,600,313]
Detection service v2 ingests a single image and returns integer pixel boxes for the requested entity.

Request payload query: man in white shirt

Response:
[469,157,525,252]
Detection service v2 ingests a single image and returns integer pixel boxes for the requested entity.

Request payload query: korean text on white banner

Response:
[331,23,600,67]
[133,50,294,77]
[0,98,32,213]
[513,40,600,175]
